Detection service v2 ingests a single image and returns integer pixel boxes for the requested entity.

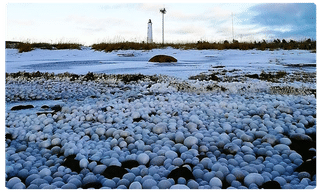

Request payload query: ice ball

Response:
[170,184,190,189]
[209,177,222,188]
[158,180,172,189]
[142,178,157,189]
[137,153,149,165]
[184,136,198,148]
[244,173,264,187]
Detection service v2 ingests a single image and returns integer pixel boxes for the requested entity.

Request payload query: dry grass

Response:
[53,43,82,50]
[16,42,34,53]
[7,41,82,53]
[6,38,316,53]
[91,42,155,52]
[91,39,316,52]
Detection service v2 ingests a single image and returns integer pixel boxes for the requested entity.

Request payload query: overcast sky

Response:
[6,1,316,45]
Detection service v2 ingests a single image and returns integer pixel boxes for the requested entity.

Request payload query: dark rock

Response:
[307,132,316,143]
[51,105,62,112]
[61,155,81,174]
[260,181,281,189]
[172,111,179,116]
[132,117,144,122]
[245,74,259,79]
[211,65,225,68]
[121,160,139,169]
[82,182,102,189]
[102,166,128,179]
[69,74,80,81]
[189,73,220,81]
[36,111,55,116]
[5,133,12,141]
[11,105,34,111]
[148,111,157,117]
[295,158,316,178]
[289,133,316,161]
[148,55,177,63]
[167,165,195,183]
[41,105,50,109]
[197,154,207,161]
[83,72,95,81]
[121,74,146,84]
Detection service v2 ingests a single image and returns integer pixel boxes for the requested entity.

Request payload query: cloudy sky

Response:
[6,1,316,45]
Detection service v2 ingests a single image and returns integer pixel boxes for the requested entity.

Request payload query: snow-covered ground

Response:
[5,47,316,79]
[5,47,317,189]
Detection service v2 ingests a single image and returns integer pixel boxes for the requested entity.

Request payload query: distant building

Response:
[147,19,153,43]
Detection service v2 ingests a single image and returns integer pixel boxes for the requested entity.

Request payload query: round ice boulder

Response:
[102,179,116,188]
[129,181,142,189]
[7,177,22,189]
[187,180,199,189]
[243,154,255,163]
[39,168,51,177]
[93,165,107,174]
[172,158,184,166]
[51,138,61,146]
[273,164,286,175]
[244,173,264,187]
[274,176,287,186]
[61,183,77,189]
[12,182,26,189]
[305,186,316,189]
[131,112,141,119]
[184,136,198,148]
[83,175,98,186]
[150,156,166,166]
[262,134,277,145]
[165,150,178,159]
[79,158,89,169]
[209,177,222,188]
[158,180,172,189]
[175,131,185,143]
[152,123,167,134]
[280,138,291,145]
[95,127,105,136]
[222,122,232,133]
[137,153,149,165]
[274,144,290,152]
[142,178,157,189]
[193,169,204,179]
[224,143,240,155]
[170,184,190,189]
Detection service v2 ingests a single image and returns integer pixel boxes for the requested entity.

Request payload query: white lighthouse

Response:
[147,19,153,43]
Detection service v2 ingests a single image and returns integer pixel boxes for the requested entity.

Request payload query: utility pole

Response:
[232,12,234,42]
[160,8,166,44]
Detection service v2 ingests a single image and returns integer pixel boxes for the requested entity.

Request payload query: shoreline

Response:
[5,71,316,189]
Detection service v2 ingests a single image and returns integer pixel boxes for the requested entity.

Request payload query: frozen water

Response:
[5,48,316,80]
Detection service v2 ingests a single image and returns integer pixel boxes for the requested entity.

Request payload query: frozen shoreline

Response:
[5,71,316,189]
[5,47,316,80]
[5,48,316,189]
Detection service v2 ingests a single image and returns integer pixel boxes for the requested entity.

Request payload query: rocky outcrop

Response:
[148,55,177,63]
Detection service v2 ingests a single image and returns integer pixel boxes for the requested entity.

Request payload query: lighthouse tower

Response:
[147,19,153,43]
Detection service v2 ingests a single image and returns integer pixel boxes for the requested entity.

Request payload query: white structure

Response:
[147,19,153,43]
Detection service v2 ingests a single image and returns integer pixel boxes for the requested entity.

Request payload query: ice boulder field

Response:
[5,47,316,189]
